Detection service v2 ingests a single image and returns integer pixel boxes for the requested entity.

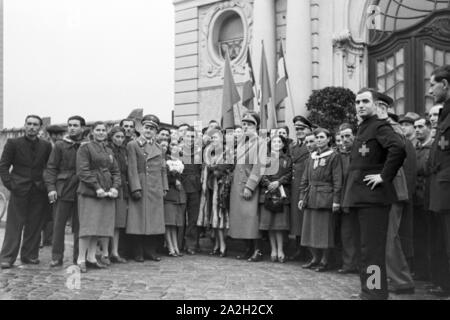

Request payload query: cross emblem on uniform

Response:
[439,136,449,151]
[359,144,370,157]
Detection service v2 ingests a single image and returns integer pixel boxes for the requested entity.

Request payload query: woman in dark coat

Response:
[106,126,128,263]
[298,128,343,272]
[76,121,121,272]
[162,138,186,257]
[259,135,292,263]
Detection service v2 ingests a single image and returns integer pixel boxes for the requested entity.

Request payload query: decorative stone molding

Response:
[198,0,253,81]
[332,29,366,78]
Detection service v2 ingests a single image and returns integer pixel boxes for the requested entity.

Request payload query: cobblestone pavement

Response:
[0,225,443,300]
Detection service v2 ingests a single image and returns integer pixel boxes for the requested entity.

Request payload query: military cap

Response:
[375,92,394,107]
[46,125,66,134]
[398,115,415,125]
[241,112,260,127]
[293,115,312,129]
[141,114,160,129]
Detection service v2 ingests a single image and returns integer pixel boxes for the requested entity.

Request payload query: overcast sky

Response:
[4,0,174,128]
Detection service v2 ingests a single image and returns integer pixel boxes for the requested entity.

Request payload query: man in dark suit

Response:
[181,126,202,254]
[0,115,52,268]
[427,65,450,297]
[342,89,406,300]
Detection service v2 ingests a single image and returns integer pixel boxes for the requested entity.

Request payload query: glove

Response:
[131,190,142,200]
[109,188,119,199]
[96,188,107,198]
[48,191,58,203]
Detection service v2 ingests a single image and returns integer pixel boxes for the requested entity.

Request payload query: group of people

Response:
[0,65,450,300]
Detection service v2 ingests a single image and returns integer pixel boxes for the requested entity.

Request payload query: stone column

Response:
[251,0,276,128]
[286,0,312,121]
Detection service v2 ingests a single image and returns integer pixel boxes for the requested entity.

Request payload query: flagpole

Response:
[281,38,296,117]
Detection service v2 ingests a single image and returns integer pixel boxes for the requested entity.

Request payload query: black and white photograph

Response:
[0,0,450,304]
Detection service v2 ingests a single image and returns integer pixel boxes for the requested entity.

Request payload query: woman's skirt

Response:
[300,208,335,249]
[259,204,290,231]
[78,195,115,238]
[164,202,186,227]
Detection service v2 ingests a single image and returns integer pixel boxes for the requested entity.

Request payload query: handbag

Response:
[264,188,285,213]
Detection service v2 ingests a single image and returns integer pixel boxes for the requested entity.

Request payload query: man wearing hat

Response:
[399,115,418,146]
[126,114,168,262]
[288,115,312,261]
[229,111,265,261]
[44,116,88,267]
[46,125,66,147]
[342,88,406,300]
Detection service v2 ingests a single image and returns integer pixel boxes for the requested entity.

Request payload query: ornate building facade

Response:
[173,0,450,132]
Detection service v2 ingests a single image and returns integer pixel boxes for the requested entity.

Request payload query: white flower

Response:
[167,159,184,174]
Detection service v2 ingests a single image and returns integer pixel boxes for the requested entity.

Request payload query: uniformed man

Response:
[342,88,406,300]
[427,65,450,297]
[288,116,312,261]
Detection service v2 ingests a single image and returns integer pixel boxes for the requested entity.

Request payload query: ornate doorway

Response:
[368,1,450,114]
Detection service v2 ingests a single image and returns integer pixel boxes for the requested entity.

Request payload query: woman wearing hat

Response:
[229,111,265,262]
[126,115,168,262]
[298,128,343,272]
[76,121,121,272]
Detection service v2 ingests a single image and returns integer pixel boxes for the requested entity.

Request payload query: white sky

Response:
[4,0,175,128]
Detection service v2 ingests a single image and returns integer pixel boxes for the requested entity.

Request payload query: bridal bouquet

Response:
[166,159,184,174]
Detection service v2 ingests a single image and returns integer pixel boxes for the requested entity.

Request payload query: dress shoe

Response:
[302,260,319,269]
[315,263,330,272]
[110,255,127,264]
[175,251,183,257]
[21,258,40,265]
[278,255,286,264]
[209,248,220,256]
[248,250,263,262]
[134,255,144,263]
[389,287,415,295]
[185,248,196,255]
[338,268,359,275]
[428,287,450,297]
[147,254,161,262]
[86,260,107,269]
[236,248,253,260]
[270,255,278,262]
[219,250,227,258]
[99,256,111,266]
[1,262,12,269]
[77,262,87,273]
[168,251,178,257]
[50,259,63,268]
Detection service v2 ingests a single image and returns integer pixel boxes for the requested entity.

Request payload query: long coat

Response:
[289,141,310,236]
[429,99,450,213]
[126,137,168,235]
[229,134,265,239]
[299,148,343,210]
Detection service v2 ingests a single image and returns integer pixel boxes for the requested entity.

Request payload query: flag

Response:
[275,41,288,108]
[242,49,255,110]
[221,51,241,129]
[258,42,275,130]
